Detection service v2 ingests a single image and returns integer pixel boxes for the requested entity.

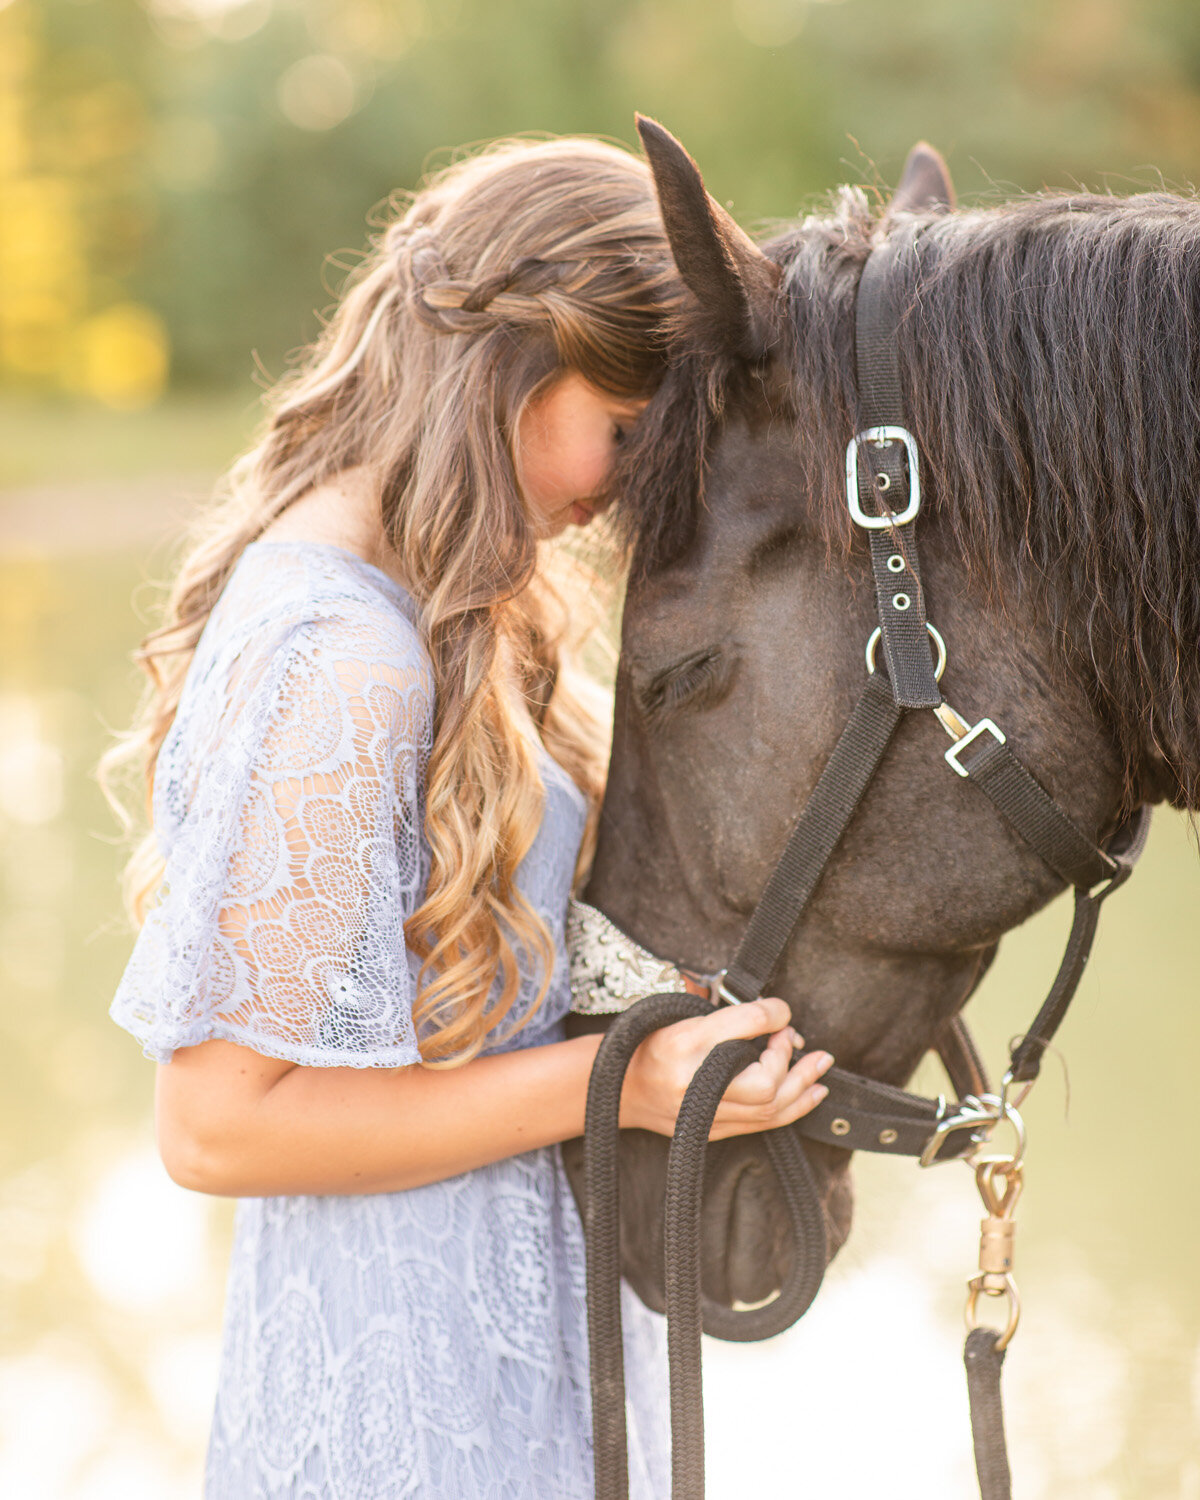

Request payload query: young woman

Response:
[103,133,834,1498]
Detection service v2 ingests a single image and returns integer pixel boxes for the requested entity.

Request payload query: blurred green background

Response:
[2,0,1198,1496]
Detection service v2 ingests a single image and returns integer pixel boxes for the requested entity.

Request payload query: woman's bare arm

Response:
[159,1031,605,1196]
[157,999,833,1198]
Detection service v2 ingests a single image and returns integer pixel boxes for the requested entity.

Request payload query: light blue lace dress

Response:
[108,540,668,1499]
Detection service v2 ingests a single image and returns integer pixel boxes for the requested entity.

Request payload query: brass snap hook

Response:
[964,1153,1025,1351]
[965,1274,1021,1352]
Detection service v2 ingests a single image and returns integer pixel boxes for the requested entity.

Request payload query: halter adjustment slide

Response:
[944,717,1007,776]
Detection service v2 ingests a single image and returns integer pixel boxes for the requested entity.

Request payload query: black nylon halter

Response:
[582,236,1150,1500]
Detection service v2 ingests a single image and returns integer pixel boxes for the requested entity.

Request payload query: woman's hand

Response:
[618,997,834,1141]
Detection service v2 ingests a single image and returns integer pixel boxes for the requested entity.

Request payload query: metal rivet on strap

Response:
[891,593,911,611]
[887,554,905,573]
[878,1128,898,1146]
[830,1118,851,1137]
[874,471,891,491]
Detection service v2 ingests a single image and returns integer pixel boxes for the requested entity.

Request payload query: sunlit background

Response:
[2,0,1199,1495]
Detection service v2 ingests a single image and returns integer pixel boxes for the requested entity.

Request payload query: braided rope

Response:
[585,995,830,1500]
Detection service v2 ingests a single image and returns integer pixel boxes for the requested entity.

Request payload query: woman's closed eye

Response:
[611,400,650,446]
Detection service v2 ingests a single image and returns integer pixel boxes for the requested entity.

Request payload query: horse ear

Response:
[636,113,780,359]
[888,141,956,217]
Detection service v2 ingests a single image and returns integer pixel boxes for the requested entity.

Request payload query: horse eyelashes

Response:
[635,649,735,722]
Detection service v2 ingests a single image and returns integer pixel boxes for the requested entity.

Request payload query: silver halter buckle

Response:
[919,1092,1027,1169]
[845,426,922,528]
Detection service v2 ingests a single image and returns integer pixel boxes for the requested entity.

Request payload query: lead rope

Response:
[965,1328,1012,1499]
[584,995,828,1500]
[583,803,1145,1500]
[663,1038,828,1499]
[586,669,905,1500]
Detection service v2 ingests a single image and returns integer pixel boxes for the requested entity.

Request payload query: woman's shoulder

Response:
[156,542,434,840]
[210,540,431,679]
[171,542,432,759]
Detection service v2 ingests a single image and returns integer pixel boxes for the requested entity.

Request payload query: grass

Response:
[0,389,266,489]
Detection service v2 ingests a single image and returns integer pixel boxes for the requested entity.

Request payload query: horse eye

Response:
[634,648,734,722]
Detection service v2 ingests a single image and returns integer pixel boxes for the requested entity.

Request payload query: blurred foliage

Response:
[0,390,254,483]
[5,0,1200,405]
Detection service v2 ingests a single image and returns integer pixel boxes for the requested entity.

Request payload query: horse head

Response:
[561,119,1199,1314]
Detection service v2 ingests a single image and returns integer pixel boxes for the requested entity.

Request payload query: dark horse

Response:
[562,118,1200,1316]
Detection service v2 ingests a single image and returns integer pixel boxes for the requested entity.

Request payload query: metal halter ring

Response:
[966,1274,1021,1351]
[865,622,947,682]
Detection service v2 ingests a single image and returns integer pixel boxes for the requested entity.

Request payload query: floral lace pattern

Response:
[107,541,668,1499]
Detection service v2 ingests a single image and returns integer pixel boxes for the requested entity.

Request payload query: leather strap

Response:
[954,736,1116,890]
[787,805,1152,1144]
[854,237,941,709]
[1006,803,1150,1082]
[720,670,902,1003]
[795,1064,968,1160]
[937,1012,992,1100]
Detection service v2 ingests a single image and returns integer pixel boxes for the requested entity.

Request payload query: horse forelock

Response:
[613,185,1200,810]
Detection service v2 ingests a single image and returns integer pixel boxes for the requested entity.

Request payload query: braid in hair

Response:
[408,255,569,337]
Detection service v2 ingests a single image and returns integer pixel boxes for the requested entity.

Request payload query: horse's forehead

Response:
[705,419,809,517]
[629,372,806,566]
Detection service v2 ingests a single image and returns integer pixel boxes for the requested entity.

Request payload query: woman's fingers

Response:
[785,1046,836,1097]
[685,999,813,1110]
[721,1025,794,1106]
[621,992,827,1137]
[711,1049,835,1136]
[770,1051,834,1120]
[673,997,796,1101]
[691,996,792,1047]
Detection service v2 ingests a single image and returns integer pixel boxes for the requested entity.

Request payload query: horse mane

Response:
[613,185,1200,810]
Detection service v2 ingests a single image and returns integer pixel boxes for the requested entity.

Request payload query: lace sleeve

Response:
[109,603,433,1068]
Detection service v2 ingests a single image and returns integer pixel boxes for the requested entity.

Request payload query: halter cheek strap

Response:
[851,232,942,708]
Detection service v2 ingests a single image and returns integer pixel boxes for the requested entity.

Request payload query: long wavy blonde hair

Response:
[100,135,682,1065]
